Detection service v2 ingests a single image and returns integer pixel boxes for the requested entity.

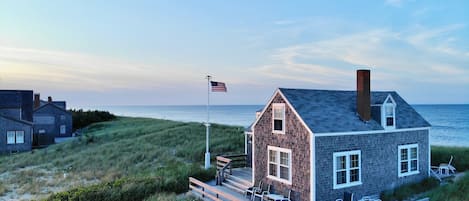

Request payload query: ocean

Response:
[82,104,469,147]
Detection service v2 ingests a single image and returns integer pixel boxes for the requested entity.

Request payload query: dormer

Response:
[381,94,396,129]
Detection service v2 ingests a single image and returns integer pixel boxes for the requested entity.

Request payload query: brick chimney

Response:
[357,69,371,121]
[48,96,52,103]
[34,93,40,109]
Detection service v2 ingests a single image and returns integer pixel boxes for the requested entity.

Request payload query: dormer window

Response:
[272,103,285,134]
[382,95,396,129]
[385,104,394,126]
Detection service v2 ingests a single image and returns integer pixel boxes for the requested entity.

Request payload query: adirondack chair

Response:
[439,155,456,176]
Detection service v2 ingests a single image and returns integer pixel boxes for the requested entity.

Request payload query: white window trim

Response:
[267,146,292,185]
[15,131,24,144]
[272,103,286,134]
[6,130,25,144]
[333,150,362,189]
[7,131,16,144]
[381,95,396,130]
[398,144,419,177]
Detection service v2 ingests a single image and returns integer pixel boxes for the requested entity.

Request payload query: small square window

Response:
[386,117,394,126]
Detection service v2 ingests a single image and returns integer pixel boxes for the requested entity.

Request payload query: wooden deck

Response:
[189,168,252,201]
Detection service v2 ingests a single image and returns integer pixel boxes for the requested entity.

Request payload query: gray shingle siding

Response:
[314,129,429,201]
[0,115,33,153]
[33,104,73,137]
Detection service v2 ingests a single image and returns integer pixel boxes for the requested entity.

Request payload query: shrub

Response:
[69,109,116,131]
[381,177,440,201]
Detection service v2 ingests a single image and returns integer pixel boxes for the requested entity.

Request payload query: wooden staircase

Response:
[216,155,253,195]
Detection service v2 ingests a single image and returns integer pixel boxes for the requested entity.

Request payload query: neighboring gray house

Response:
[247,70,431,201]
[0,90,34,153]
[33,94,73,138]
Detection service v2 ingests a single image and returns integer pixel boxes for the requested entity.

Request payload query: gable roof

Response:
[34,102,71,114]
[278,88,430,133]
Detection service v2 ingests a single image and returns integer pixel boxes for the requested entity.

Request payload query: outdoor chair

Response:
[252,183,271,201]
[246,180,263,200]
[439,155,456,176]
[336,192,354,201]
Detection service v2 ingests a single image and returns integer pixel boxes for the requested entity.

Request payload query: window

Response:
[7,131,15,144]
[267,146,291,184]
[7,131,25,144]
[333,150,361,189]
[60,115,66,121]
[15,131,24,144]
[382,95,396,129]
[385,104,394,126]
[60,125,66,134]
[38,129,46,134]
[272,103,285,134]
[398,144,419,177]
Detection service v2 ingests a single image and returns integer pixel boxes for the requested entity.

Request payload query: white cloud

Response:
[254,24,469,90]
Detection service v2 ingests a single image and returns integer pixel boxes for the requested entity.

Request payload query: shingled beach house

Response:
[190,70,431,201]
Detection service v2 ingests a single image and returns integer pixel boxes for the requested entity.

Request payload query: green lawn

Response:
[0,117,244,200]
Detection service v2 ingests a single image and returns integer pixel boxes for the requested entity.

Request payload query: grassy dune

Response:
[0,117,244,200]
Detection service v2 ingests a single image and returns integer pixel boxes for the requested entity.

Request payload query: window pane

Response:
[280,166,289,180]
[274,120,283,131]
[337,156,346,170]
[280,152,289,165]
[401,161,408,173]
[401,149,408,160]
[350,154,359,168]
[411,148,417,159]
[350,169,359,182]
[269,163,277,176]
[411,160,418,171]
[16,131,24,144]
[386,117,394,126]
[336,171,346,184]
[386,105,393,116]
[269,150,276,162]
[7,131,15,144]
[274,106,284,119]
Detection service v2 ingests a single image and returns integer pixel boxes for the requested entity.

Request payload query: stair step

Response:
[226,175,252,187]
[222,181,245,195]
[225,178,250,190]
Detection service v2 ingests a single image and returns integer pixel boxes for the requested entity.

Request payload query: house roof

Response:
[278,88,430,133]
[0,114,33,125]
[34,102,70,114]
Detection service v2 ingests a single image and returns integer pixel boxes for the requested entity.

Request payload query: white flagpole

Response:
[204,75,211,169]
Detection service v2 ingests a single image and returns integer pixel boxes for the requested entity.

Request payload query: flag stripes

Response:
[210,81,227,92]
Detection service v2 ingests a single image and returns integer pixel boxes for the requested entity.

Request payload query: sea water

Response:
[82,104,469,147]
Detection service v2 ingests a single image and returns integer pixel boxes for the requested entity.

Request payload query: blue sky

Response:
[0,0,468,106]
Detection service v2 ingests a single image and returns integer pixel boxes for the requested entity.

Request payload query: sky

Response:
[0,0,468,107]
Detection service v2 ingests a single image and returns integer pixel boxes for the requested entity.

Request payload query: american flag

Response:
[211,81,227,92]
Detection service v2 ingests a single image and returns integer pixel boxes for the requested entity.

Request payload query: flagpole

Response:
[204,75,211,169]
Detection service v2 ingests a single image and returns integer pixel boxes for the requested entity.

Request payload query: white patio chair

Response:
[246,180,263,200]
[253,184,271,201]
[438,155,456,176]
